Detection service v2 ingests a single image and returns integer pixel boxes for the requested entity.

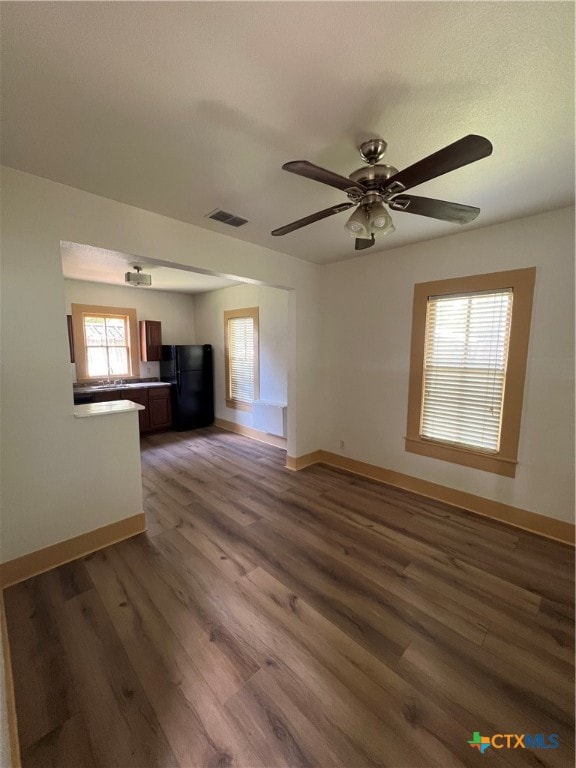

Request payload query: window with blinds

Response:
[224,307,259,410]
[405,268,535,477]
[421,289,513,452]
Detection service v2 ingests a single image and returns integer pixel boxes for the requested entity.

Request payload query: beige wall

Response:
[320,206,575,523]
[1,165,573,566]
[64,278,197,380]
[193,283,289,428]
[0,167,322,562]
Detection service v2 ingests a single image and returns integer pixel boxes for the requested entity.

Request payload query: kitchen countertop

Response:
[74,400,145,418]
[73,381,171,394]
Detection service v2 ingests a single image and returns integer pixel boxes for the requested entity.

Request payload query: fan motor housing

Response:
[349,164,399,191]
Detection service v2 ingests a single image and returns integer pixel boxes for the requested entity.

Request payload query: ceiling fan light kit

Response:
[344,206,370,239]
[344,198,395,239]
[370,207,395,235]
[271,134,493,250]
[365,197,395,236]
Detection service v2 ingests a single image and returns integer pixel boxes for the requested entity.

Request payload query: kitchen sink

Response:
[89,384,136,390]
[118,383,160,388]
[75,381,167,393]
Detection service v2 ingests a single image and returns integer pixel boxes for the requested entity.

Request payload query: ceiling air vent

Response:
[205,209,248,227]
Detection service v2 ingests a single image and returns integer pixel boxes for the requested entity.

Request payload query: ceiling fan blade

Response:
[383,135,493,194]
[283,160,367,195]
[389,195,480,224]
[271,202,354,236]
[355,235,375,251]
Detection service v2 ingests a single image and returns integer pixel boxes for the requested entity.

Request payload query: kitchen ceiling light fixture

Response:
[125,265,152,287]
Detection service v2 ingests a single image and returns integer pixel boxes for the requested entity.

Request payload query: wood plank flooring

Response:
[4,426,575,767]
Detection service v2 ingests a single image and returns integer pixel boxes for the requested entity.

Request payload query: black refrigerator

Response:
[160,344,214,430]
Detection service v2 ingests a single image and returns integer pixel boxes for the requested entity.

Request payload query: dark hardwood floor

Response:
[4,427,575,767]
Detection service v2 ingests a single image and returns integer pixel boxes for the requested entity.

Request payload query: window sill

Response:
[404,435,517,478]
[226,399,252,413]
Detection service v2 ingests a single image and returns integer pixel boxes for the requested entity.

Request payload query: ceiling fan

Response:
[271,135,493,250]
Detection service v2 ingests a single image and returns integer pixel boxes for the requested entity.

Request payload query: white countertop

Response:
[74,400,145,418]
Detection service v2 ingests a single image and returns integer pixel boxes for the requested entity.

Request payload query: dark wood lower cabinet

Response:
[120,388,150,434]
[74,385,172,435]
[147,386,172,432]
[93,391,120,402]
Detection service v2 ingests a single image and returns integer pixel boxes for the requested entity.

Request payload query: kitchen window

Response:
[224,307,259,411]
[405,268,536,477]
[71,303,139,381]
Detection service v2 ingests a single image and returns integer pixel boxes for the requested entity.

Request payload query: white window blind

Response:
[228,316,255,404]
[420,289,513,453]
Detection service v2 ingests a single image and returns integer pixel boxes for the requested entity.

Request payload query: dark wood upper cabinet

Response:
[67,315,75,363]
[139,320,162,361]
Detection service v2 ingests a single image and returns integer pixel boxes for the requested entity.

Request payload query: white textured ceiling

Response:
[1,2,574,265]
[61,242,240,294]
